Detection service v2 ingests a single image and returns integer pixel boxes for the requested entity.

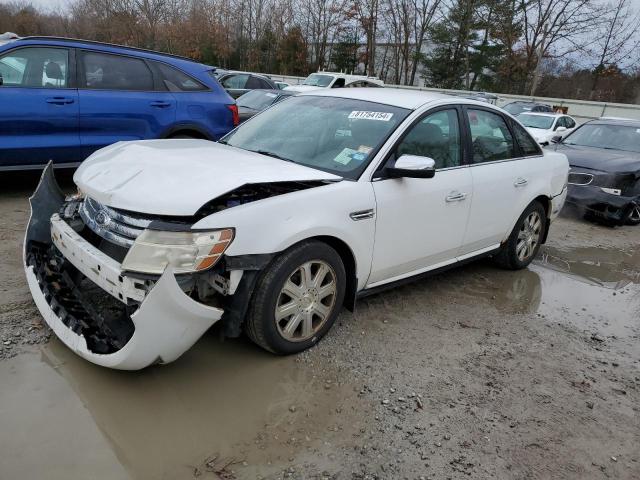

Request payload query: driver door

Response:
[368,107,472,287]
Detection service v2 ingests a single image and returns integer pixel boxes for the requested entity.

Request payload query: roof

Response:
[220,70,272,80]
[588,118,640,127]
[299,87,450,109]
[518,112,566,118]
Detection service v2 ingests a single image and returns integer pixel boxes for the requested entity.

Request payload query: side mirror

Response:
[551,135,563,143]
[385,154,436,179]
[555,126,567,132]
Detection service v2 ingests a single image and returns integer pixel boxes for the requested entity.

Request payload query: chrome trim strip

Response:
[350,209,375,221]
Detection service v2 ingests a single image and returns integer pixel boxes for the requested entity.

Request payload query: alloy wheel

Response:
[516,211,542,261]
[275,260,337,342]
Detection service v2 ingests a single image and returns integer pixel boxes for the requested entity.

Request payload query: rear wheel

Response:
[494,201,547,270]
[245,241,346,354]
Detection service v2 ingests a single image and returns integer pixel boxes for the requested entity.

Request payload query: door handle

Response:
[149,101,171,108]
[46,97,74,105]
[514,177,528,187]
[445,191,467,202]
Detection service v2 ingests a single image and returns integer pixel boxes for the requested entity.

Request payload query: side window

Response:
[555,117,566,130]
[396,109,461,169]
[332,78,345,88]
[0,47,69,88]
[81,52,153,90]
[258,78,273,89]
[565,117,576,128]
[467,109,516,163]
[155,62,206,91]
[511,121,542,156]
[245,76,264,89]
[222,74,248,89]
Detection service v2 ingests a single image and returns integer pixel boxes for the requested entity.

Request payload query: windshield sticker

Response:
[348,111,394,121]
[334,148,368,165]
[358,145,373,154]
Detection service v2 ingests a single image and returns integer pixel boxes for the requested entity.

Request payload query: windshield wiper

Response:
[251,149,295,163]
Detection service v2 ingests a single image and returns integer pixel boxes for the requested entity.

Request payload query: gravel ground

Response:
[0,172,638,480]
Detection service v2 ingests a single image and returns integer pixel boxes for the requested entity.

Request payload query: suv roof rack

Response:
[19,36,197,62]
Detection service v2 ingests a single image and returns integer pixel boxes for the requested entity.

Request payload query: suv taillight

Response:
[227,104,239,127]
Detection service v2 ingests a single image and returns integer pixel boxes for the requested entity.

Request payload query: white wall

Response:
[267,73,640,124]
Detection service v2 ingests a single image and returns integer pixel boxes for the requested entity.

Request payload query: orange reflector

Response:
[196,255,220,271]
[219,229,234,241]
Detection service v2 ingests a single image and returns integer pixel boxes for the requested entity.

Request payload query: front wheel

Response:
[245,241,346,354]
[494,201,547,270]
[624,203,640,226]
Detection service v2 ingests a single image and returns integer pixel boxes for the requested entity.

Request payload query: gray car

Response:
[218,71,277,98]
[236,89,295,122]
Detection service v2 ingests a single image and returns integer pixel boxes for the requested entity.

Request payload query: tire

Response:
[493,201,547,270]
[624,203,640,226]
[245,240,346,354]
[170,134,196,139]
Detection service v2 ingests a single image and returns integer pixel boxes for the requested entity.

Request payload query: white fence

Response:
[267,73,640,124]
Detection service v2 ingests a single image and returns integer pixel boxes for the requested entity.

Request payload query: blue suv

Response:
[0,37,238,170]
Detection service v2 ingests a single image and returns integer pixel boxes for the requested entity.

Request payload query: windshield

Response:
[518,114,554,130]
[563,124,640,153]
[302,74,334,87]
[222,96,410,179]
[237,90,279,110]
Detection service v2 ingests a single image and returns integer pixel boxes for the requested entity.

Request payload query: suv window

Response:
[511,121,542,156]
[221,74,248,89]
[0,47,69,88]
[396,109,461,169]
[155,62,206,91]
[467,109,516,163]
[81,52,153,90]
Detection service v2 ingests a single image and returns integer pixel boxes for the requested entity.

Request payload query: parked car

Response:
[503,101,554,116]
[217,71,277,98]
[285,72,384,92]
[25,88,568,369]
[450,92,498,104]
[517,112,577,145]
[236,89,295,123]
[0,36,238,171]
[0,32,19,46]
[555,118,640,225]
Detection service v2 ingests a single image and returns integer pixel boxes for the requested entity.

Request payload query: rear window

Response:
[155,62,206,91]
[81,51,153,91]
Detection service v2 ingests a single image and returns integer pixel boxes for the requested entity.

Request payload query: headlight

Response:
[121,228,234,274]
[600,187,621,196]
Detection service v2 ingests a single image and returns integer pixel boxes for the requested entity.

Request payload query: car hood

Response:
[553,143,640,174]
[526,127,552,140]
[74,139,342,216]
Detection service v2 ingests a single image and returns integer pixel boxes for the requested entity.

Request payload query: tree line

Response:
[1,0,639,103]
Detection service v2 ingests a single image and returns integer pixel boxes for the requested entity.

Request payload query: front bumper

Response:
[24,164,223,370]
[566,183,638,225]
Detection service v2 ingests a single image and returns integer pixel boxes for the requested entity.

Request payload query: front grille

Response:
[568,172,593,185]
[79,197,151,248]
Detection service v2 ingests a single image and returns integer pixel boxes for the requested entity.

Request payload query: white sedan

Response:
[517,112,577,145]
[24,89,569,369]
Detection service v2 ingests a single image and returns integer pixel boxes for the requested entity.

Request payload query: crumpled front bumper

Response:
[566,183,638,225]
[24,164,223,370]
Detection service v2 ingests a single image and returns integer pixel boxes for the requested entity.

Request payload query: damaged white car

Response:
[24,89,569,370]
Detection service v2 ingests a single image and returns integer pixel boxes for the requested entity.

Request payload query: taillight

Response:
[227,104,239,127]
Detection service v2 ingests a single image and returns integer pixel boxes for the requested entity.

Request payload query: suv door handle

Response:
[46,97,74,105]
[514,177,528,187]
[149,101,171,108]
[445,191,467,202]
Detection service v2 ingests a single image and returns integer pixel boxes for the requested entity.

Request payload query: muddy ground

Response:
[0,172,638,480]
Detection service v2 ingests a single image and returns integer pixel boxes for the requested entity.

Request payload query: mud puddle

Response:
[454,243,640,340]
[0,331,350,480]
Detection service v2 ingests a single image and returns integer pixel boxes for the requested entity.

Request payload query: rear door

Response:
[77,50,176,157]
[0,46,79,169]
[460,107,544,254]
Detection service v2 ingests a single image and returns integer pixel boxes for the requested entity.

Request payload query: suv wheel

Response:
[494,201,547,270]
[245,241,346,354]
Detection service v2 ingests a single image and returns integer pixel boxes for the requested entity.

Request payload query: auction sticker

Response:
[348,111,394,121]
